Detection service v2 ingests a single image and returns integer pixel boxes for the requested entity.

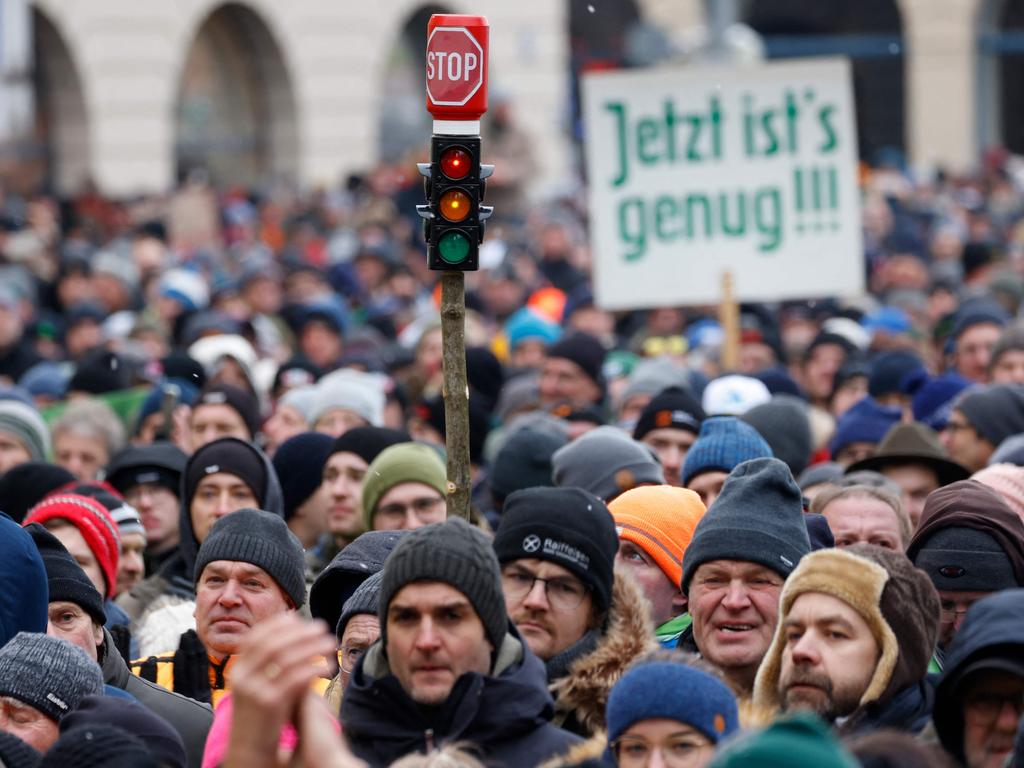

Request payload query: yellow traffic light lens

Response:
[439,189,471,222]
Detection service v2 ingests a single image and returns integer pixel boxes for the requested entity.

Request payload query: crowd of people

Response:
[0,142,1022,766]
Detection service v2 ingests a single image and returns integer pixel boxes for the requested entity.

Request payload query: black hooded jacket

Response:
[932,588,1024,763]
[341,629,580,767]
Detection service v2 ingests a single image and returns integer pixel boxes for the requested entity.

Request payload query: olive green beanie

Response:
[361,442,447,529]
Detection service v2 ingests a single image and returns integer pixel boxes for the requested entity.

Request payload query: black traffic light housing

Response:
[417,135,493,271]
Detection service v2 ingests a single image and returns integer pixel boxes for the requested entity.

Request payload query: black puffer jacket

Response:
[342,629,581,767]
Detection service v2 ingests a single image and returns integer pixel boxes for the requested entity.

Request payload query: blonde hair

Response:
[810,483,911,546]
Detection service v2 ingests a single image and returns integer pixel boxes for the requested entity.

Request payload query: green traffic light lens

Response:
[438,231,470,264]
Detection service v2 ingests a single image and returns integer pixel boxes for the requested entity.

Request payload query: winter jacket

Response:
[932,588,1024,764]
[341,629,581,767]
[100,627,213,768]
[122,441,285,654]
[549,569,658,737]
[0,513,47,645]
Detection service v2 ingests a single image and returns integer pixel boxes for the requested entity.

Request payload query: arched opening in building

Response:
[377,4,450,166]
[174,3,298,189]
[978,0,1024,155]
[743,0,905,163]
[31,9,90,196]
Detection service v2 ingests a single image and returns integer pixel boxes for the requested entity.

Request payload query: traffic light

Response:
[417,135,493,271]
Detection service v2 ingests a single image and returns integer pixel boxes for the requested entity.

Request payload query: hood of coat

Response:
[933,588,1024,761]
[341,626,559,762]
[550,567,658,735]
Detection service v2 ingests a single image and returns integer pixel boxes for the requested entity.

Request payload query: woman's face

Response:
[613,718,715,768]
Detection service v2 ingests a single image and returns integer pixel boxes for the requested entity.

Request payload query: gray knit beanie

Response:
[741,395,813,478]
[378,517,507,650]
[0,633,103,722]
[957,383,1024,447]
[551,425,663,501]
[0,400,50,460]
[194,508,306,608]
[337,570,384,639]
[681,457,811,593]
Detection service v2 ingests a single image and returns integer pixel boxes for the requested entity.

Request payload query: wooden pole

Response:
[719,270,740,372]
[440,270,471,520]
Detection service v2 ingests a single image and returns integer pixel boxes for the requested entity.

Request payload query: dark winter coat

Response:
[932,588,1024,764]
[100,627,213,768]
[341,629,581,767]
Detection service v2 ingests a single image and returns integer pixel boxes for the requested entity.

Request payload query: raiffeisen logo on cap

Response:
[539,537,590,570]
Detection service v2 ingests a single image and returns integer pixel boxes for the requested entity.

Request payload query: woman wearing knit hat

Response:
[605,653,739,768]
[24,494,120,601]
[609,486,706,648]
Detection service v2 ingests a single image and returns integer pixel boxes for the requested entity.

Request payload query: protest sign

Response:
[583,57,863,309]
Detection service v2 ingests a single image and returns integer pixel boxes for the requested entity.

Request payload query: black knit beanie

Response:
[957,383,1024,447]
[272,432,336,520]
[545,332,607,394]
[184,437,267,510]
[0,731,39,768]
[194,508,307,608]
[681,457,811,593]
[329,426,410,465]
[39,725,156,768]
[633,386,704,440]
[379,517,507,651]
[493,487,619,615]
[337,570,384,639]
[60,695,185,768]
[489,426,567,504]
[194,383,261,440]
[25,524,106,626]
[0,462,75,523]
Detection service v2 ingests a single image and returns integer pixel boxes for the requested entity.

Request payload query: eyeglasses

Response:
[964,691,1024,724]
[939,604,973,623]
[610,736,714,767]
[375,496,444,523]
[501,566,590,611]
[337,644,366,673]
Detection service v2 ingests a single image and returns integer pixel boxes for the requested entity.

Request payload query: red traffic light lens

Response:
[440,148,471,180]
[439,189,471,222]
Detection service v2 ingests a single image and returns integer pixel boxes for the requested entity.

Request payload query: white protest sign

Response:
[582,57,863,310]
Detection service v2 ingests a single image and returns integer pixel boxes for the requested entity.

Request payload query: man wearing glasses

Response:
[932,589,1024,768]
[906,480,1024,659]
[940,383,1024,473]
[359,443,447,532]
[492,486,655,736]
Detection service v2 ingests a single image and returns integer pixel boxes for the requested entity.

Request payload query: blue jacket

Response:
[932,589,1024,763]
[0,513,47,646]
[342,629,581,767]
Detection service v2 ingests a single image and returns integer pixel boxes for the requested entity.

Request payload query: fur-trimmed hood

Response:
[538,732,609,768]
[551,568,658,735]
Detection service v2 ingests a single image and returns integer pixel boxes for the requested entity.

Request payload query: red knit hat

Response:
[24,494,121,598]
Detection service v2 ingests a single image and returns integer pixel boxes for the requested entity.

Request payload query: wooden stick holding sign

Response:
[719,270,740,372]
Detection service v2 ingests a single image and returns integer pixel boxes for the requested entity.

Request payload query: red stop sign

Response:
[426,17,488,122]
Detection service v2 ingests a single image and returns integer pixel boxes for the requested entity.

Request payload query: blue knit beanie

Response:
[911,373,972,431]
[681,416,773,486]
[505,308,561,349]
[606,661,739,745]
[681,457,811,592]
[868,350,925,399]
[828,397,902,457]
